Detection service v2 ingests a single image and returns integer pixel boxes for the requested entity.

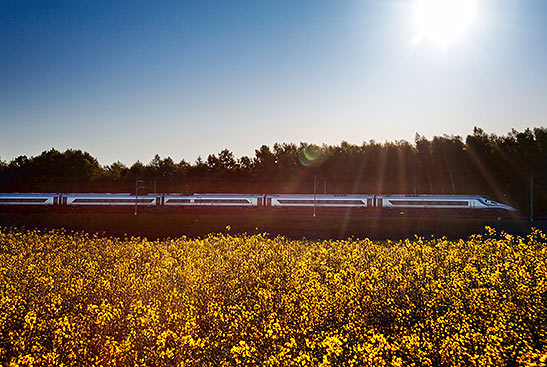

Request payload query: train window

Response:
[166,199,192,204]
[277,200,314,204]
[276,199,364,205]
[194,199,250,204]
[0,198,47,203]
[72,198,154,203]
[319,200,363,205]
[388,200,468,206]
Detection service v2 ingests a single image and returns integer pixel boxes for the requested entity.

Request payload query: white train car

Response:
[163,194,264,207]
[62,193,161,206]
[0,192,517,213]
[472,196,517,211]
[266,194,373,208]
[0,193,61,205]
[375,195,516,211]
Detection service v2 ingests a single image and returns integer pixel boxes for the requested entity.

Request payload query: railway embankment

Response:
[0,211,543,240]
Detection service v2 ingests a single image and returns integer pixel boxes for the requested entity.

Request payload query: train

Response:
[0,192,517,214]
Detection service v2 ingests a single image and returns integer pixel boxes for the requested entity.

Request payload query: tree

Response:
[105,161,128,182]
[415,134,434,193]
[218,149,236,171]
[253,145,276,186]
[0,127,545,214]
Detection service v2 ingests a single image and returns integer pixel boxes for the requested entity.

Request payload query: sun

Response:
[412,0,477,46]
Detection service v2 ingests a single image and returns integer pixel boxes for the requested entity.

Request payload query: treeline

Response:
[0,127,545,215]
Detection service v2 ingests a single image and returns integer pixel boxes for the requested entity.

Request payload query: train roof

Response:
[378,194,491,200]
[0,193,59,196]
[63,192,131,196]
[190,193,264,197]
[267,194,373,198]
[62,193,160,197]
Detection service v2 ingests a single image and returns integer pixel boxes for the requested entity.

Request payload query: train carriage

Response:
[375,195,516,211]
[266,194,373,208]
[62,193,162,206]
[163,194,264,207]
[0,193,61,206]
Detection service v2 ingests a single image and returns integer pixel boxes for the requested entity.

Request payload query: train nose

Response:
[500,204,517,211]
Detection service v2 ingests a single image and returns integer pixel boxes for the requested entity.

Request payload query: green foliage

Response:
[0,127,546,214]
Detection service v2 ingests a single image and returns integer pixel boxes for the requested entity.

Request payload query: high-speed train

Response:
[0,192,517,213]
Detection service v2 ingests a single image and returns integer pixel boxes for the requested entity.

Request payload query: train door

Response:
[376,198,383,207]
[366,198,372,207]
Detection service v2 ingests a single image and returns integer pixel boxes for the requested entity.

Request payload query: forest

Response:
[0,127,545,215]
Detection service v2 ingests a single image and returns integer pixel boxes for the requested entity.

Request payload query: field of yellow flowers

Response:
[1,227,546,366]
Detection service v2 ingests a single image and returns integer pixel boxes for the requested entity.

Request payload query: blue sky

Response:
[1,0,546,165]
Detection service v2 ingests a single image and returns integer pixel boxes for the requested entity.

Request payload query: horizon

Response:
[0,125,543,167]
[2,125,541,166]
[1,1,546,165]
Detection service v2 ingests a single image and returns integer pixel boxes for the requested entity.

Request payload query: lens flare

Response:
[298,145,325,167]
